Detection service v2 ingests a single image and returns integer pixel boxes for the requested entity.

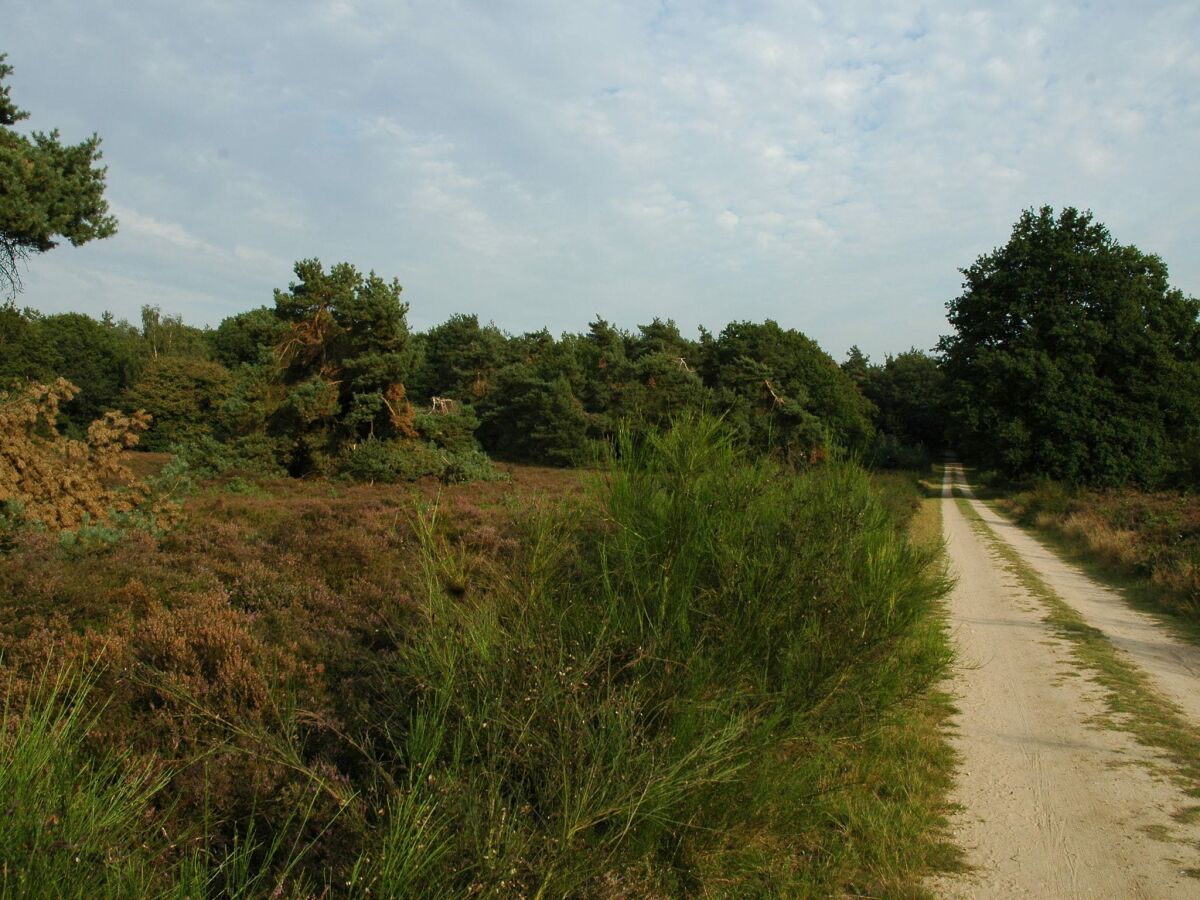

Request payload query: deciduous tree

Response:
[939,206,1200,486]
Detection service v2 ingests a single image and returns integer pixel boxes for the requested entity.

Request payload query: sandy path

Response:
[931,463,1200,898]
[952,468,1200,722]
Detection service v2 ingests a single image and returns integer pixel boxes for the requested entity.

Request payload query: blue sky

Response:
[7,1,1198,361]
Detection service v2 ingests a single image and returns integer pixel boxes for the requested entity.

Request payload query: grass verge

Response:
[814,483,963,898]
[977,476,1200,630]
[981,496,1200,649]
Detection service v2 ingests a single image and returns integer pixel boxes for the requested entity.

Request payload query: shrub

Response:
[0,416,950,894]
[439,446,506,484]
[0,378,160,530]
[1011,477,1076,526]
[476,367,593,466]
[337,438,445,483]
[414,406,481,455]
[121,355,233,451]
[360,415,949,894]
[170,434,285,480]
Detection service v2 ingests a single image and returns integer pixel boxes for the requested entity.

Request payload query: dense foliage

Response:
[2,267,878,485]
[939,206,1200,487]
[5,206,1197,494]
[0,55,116,295]
[844,347,947,469]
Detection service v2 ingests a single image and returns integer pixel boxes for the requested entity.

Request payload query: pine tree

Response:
[0,55,116,295]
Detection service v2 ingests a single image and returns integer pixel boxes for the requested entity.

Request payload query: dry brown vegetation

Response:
[0,464,583,874]
[1002,481,1200,618]
[0,379,154,529]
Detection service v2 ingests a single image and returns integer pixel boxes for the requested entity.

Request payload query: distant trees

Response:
[0,55,116,295]
[140,306,211,360]
[861,350,946,454]
[939,206,1200,487]
[122,356,232,451]
[0,257,923,479]
[0,308,144,435]
[209,307,287,368]
[409,313,510,402]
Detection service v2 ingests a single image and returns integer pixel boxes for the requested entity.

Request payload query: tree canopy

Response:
[0,55,116,295]
[939,206,1200,486]
[272,258,417,473]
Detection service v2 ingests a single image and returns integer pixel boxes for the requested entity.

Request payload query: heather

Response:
[0,418,954,896]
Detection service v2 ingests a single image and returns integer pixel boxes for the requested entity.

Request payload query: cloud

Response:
[111,206,221,256]
[6,0,1199,359]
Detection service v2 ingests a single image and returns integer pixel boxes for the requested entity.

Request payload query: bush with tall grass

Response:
[358,415,950,894]
[0,416,951,895]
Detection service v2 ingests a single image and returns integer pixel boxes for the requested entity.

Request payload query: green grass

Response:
[0,668,168,898]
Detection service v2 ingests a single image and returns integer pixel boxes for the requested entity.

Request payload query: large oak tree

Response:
[939,206,1200,486]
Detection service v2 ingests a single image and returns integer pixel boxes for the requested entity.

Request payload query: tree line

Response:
[1,272,917,482]
[3,53,1199,490]
[5,209,1200,490]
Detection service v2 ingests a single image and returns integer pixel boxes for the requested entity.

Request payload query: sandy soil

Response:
[930,463,1200,898]
[955,473,1200,722]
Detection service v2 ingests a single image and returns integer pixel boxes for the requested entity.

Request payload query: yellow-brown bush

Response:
[1004,481,1200,618]
[0,378,151,529]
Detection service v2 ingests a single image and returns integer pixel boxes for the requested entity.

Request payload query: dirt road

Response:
[931,463,1200,898]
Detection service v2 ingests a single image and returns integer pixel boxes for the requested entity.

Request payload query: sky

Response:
[6,0,1198,361]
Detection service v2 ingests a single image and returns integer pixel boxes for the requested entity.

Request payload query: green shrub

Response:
[337,438,445,483]
[121,355,233,452]
[1012,477,1077,525]
[439,446,506,484]
[476,367,593,466]
[363,414,949,894]
[337,436,506,485]
[414,406,482,455]
[170,434,285,479]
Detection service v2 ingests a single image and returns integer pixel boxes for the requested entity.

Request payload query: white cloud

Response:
[111,206,220,255]
[5,0,1198,358]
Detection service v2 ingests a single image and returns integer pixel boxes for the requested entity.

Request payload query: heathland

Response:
[4,51,1200,897]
